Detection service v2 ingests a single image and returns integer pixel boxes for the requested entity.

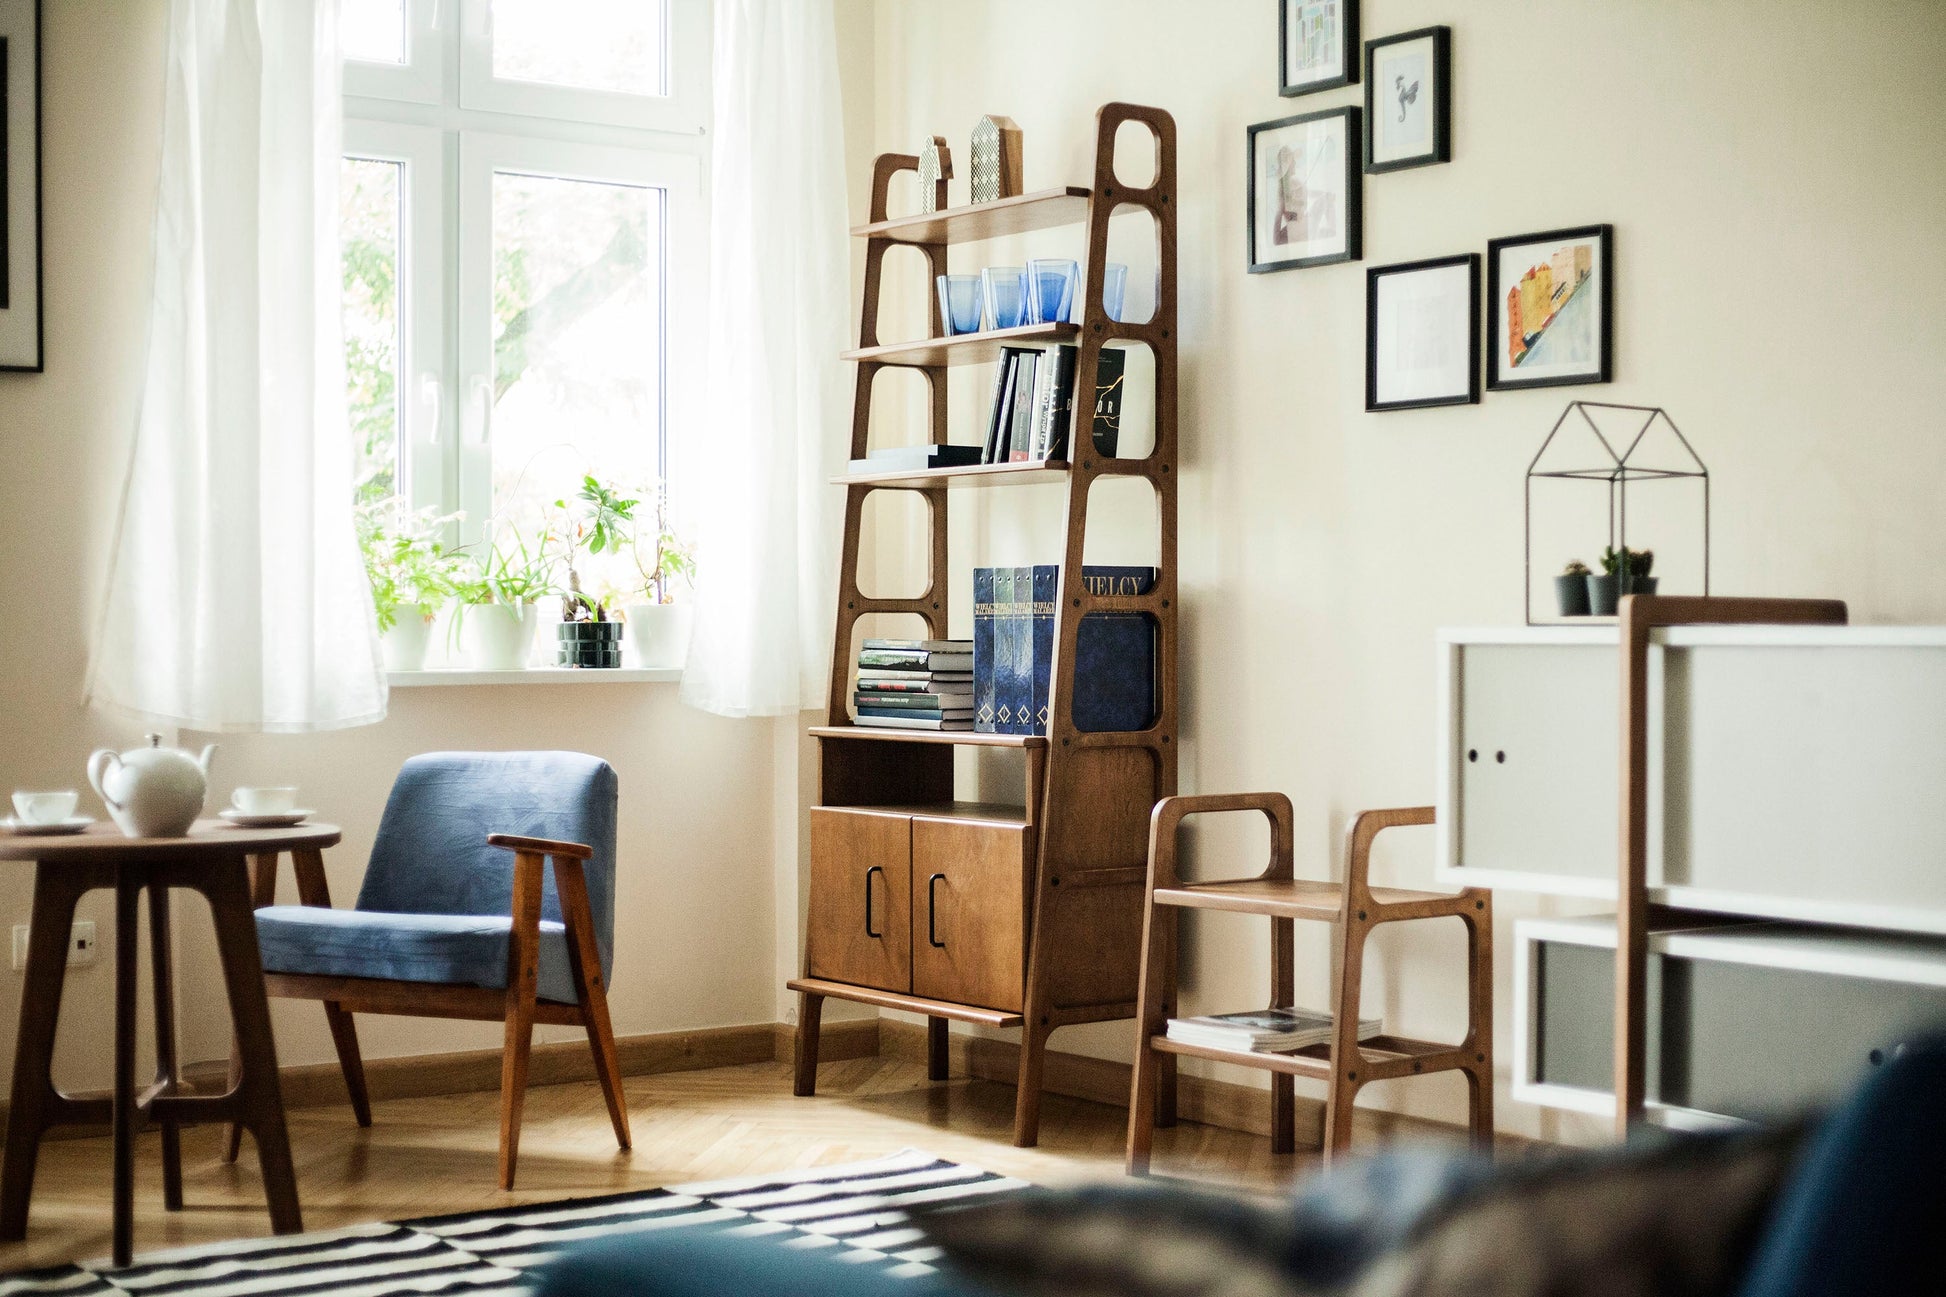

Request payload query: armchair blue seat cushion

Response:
[256,905,580,1004]
[256,751,619,1006]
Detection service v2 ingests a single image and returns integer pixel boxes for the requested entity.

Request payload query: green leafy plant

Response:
[357,496,465,634]
[630,483,696,606]
[452,527,554,608]
[552,475,638,621]
[1562,559,1591,577]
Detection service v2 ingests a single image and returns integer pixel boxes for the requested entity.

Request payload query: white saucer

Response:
[0,816,94,836]
[219,808,315,828]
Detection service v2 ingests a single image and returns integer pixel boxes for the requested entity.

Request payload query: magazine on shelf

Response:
[1163,1007,1383,1054]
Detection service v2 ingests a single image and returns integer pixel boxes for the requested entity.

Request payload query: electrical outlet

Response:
[10,921,99,971]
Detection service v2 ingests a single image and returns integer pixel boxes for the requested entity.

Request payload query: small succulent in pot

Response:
[1589,545,1658,615]
[1625,547,1657,595]
[1555,560,1593,617]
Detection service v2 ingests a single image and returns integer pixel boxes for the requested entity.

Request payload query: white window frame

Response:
[342,0,710,550]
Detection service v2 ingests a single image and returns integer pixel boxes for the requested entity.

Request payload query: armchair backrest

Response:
[356,751,619,977]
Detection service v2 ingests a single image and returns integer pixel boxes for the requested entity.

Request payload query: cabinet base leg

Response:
[793,992,824,1097]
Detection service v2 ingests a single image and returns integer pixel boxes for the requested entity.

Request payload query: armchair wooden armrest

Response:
[1147,791,1295,889]
[486,833,594,860]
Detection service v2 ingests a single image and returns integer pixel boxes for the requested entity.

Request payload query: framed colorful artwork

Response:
[1279,0,1358,97]
[1486,225,1613,390]
[1365,26,1450,173]
[1366,253,1479,411]
[1247,107,1362,273]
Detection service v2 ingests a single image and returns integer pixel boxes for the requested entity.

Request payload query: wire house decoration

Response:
[1525,401,1710,625]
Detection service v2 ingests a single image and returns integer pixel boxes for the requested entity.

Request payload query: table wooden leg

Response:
[203,857,301,1235]
[0,863,86,1241]
[226,852,280,1163]
[112,873,140,1268]
[148,886,183,1212]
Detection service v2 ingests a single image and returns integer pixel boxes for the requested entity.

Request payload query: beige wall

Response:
[861,0,1946,1141]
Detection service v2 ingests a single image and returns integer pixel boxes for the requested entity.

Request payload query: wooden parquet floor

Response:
[0,1053,1365,1273]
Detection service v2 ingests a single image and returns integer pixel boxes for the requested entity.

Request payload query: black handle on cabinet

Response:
[865,865,884,938]
[927,872,947,948]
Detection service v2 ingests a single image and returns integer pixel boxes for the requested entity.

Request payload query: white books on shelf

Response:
[1164,1007,1383,1054]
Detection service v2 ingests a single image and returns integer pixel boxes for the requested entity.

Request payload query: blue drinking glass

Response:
[936,274,984,335]
[982,266,1028,330]
[1101,262,1129,322]
[1027,258,1078,325]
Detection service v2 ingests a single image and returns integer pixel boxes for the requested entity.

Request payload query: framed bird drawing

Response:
[1364,26,1449,173]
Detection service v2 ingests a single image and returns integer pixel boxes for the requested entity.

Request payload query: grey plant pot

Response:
[1554,574,1592,617]
[1586,573,1620,617]
[1624,575,1659,597]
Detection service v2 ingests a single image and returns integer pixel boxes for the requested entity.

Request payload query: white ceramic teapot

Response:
[87,734,217,839]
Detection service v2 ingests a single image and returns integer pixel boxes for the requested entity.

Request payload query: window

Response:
[340,0,706,598]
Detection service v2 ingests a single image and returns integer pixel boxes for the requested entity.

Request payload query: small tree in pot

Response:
[552,475,638,667]
[622,484,697,669]
[1555,560,1592,617]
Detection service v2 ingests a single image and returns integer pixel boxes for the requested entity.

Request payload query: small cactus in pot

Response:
[1555,560,1593,617]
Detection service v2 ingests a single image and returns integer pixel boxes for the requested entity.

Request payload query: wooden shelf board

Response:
[810,725,1048,750]
[788,978,1025,1027]
[821,800,1030,828]
[845,322,1080,368]
[853,187,1093,244]
[836,459,1071,490]
[1153,877,1472,921]
[1149,1032,1462,1076]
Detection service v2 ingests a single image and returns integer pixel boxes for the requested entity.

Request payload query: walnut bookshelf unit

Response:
[789,103,1180,1148]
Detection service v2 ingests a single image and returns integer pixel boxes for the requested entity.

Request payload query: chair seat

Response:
[255,906,580,1006]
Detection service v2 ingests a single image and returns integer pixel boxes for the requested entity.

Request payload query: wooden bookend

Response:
[917,136,953,213]
[970,115,1023,203]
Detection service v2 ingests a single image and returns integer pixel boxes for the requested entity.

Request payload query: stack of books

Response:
[972,565,1157,735]
[1163,1007,1383,1055]
[854,639,974,731]
[980,345,1126,465]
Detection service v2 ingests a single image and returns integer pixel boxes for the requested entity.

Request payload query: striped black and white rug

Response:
[0,1149,1025,1297]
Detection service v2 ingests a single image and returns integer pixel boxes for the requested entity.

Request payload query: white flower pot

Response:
[460,603,539,671]
[381,610,436,672]
[623,602,692,670]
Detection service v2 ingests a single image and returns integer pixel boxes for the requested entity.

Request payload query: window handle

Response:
[467,375,492,445]
[927,872,946,949]
[419,372,443,445]
[864,865,883,939]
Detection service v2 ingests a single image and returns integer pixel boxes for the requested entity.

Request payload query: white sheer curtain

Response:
[679,0,849,719]
[89,0,385,733]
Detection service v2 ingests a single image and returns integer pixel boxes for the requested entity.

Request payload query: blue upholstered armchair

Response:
[239,751,628,1189]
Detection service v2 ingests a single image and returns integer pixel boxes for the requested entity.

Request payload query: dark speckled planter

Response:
[556,620,625,668]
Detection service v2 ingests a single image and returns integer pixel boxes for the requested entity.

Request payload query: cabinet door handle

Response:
[927,872,947,948]
[865,865,884,938]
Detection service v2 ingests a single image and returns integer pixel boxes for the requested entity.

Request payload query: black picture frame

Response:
[1278,0,1359,98]
[1486,224,1613,391]
[1364,26,1450,174]
[0,0,38,373]
[1246,106,1362,274]
[1365,253,1480,412]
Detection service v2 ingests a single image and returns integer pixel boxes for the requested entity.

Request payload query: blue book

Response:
[972,567,997,733]
[1003,566,1034,735]
[1074,566,1158,733]
[991,567,1016,732]
[1029,564,1058,735]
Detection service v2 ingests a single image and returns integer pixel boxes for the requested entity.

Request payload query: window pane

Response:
[491,171,663,600]
[342,157,404,505]
[490,0,665,97]
[342,0,406,65]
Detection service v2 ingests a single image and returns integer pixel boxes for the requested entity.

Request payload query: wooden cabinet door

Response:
[910,818,1031,1012]
[807,808,911,993]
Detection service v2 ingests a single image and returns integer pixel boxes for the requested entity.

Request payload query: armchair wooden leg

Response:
[498,851,545,1190]
[556,856,629,1152]
[1324,914,1372,1163]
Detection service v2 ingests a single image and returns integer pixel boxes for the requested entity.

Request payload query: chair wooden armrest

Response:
[1147,791,1295,890]
[486,833,595,860]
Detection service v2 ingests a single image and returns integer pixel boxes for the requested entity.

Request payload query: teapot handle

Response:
[87,750,124,813]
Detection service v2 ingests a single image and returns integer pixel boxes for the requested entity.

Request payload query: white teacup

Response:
[12,790,79,825]
[232,786,299,816]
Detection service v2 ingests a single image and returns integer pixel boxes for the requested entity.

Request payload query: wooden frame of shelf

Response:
[792,103,1181,1147]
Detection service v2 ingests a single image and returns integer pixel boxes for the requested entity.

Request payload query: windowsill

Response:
[388,667,683,687]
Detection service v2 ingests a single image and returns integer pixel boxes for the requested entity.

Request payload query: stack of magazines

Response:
[1163,1007,1382,1054]
[854,638,973,731]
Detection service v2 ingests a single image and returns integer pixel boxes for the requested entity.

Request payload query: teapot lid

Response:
[146,733,162,747]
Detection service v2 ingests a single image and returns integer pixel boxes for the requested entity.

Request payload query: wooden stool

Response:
[1126,796,1492,1173]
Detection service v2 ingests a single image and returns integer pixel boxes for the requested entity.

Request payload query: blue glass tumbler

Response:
[936,274,984,335]
[1026,258,1078,325]
[1101,262,1129,322]
[982,266,1028,330]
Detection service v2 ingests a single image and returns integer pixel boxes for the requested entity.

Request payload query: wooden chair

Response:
[1126,795,1492,1173]
[229,751,630,1188]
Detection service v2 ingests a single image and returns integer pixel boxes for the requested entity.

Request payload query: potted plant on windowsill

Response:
[1588,545,1657,616]
[359,498,464,672]
[452,529,552,670]
[622,486,697,670]
[552,476,636,668]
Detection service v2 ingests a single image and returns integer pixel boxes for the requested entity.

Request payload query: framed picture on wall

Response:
[1486,224,1612,390]
[1279,0,1358,97]
[1365,26,1450,173]
[1365,254,1479,411]
[1247,107,1362,273]
[0,0,38,372]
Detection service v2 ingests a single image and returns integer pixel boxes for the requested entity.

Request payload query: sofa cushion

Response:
[255,904,579,1005]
